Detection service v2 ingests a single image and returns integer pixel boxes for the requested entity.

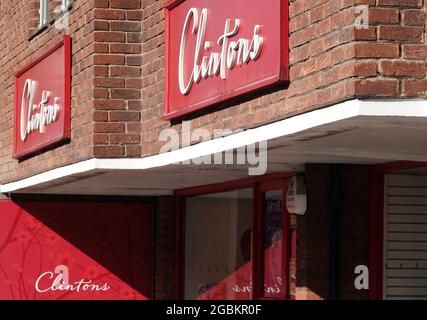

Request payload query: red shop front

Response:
[0,197,153,300]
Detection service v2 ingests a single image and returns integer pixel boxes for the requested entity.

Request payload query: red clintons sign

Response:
[164,0,289,119]
[13,36,71,159]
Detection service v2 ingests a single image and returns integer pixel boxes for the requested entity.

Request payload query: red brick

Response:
[94,123,125,134]
[94,100,126,110]
[354,79,399,97]
[93,20,109,31]
[402,9,426,26]
[354,43,399,58]
[379,25,424,42]
[112,44,141,55]
[94,146,125,157]
[111,21,141,32]
[126,79,143,89]
[94,77,125,88]
[93,134,109,145]
[94,54,125,65]
[380,60,426,77]
[354,61,377,77]
[126,55,142,66]
[377,0,422,7]
[110,134,140,144]
[403,79,427,95]
[402,44,427,60]
[93,111,108,122]
[354,27,377,41]
[94,9,125,20]
[94,32,125,43]
[126,145,142,157]
[111,89,141,100]
[109,111,141,122]
[110,66,141,77]
[110,0,141,9]
[369,8,399,24]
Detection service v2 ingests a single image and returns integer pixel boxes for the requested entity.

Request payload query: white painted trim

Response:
[1,159,98,194]
[1,99,427,193]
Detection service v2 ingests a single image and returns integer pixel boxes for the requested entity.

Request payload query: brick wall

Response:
[92,0,144,158]
[139,0,427,156]
[296,164,331,300]
[0,0,96,183]
[154,196,176,299]
[355,0,427,97]
[1,0,426,184]
[0,0,145,184]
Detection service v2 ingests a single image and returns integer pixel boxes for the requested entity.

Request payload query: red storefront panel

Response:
[0,199,153,300]
[13,36,71,159]
[164,0,289,119]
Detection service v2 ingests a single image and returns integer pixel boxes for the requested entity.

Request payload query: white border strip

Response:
[1,99,426,193]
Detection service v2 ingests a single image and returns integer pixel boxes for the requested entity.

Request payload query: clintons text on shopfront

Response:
[164,0,289,119]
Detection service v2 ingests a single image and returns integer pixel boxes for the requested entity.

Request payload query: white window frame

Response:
[38,0,74,28]
[60,0,74,13]
[38,0,48,28]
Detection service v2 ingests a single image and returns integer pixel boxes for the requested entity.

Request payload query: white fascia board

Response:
[1,99,426,193]
[358,99,427,117]
[1,159,98,194]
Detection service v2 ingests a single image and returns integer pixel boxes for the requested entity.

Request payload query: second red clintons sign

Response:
[164,0,289,119]
[14,36,71,159]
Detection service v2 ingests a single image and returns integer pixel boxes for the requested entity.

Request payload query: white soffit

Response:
[1,99,427,195]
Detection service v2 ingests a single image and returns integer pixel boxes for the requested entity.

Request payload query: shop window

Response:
[184,189,254,300]
[181,176,294,300]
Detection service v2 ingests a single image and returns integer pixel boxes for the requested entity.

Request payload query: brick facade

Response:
[296,164,331,300]
[154,196,176,300]
[139,0,427,155]
[0,0,95,182]
[1,0,426,184]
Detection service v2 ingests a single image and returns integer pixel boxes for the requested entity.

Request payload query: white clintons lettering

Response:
[35,265,110,293]
[178,8,264,95]
[20,79,61,142]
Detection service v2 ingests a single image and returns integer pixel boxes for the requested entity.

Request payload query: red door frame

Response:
[369,161,427,300]
[174,172,295,300]
[256,179,291,300]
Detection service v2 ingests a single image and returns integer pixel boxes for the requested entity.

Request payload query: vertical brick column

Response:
[296,164,372,300]
[154,196,176,300]
[340,165,370,300]
[354,0,427,97]
[93,0,143,158]
[296,164,331,300]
